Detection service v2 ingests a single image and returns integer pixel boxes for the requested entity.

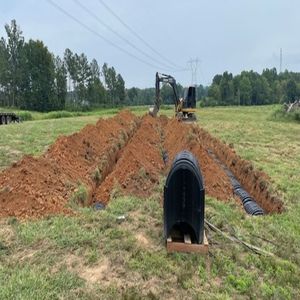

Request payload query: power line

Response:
[72,0,177,71]
[46,0,166,70]
[96,0,185,71]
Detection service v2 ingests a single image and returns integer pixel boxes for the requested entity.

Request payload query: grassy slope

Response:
[0,105,299,299]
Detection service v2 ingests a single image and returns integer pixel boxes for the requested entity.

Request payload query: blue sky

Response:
[0,0,299,88]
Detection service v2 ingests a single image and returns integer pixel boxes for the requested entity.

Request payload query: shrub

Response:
[18,111,33,121]
[272,106,300,123]
[43,111,84,120]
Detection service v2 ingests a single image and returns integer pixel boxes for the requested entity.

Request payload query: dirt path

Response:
[0,111,283,218]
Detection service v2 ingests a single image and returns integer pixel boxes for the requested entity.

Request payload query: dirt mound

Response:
[93,115,165,204]
[0,111,139,218]
[0,111,283,219]
[163,119,233,201]
[0,156,72,218]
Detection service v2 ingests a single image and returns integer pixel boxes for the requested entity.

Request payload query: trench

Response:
[0,111,284,219]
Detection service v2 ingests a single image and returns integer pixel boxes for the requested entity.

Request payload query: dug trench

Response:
[0,111,283,219]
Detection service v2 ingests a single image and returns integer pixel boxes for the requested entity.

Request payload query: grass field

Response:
[0,105,299,299]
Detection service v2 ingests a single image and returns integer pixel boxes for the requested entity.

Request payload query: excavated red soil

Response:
[0,111,283,219]
[0,111,139,218]
[93,115,165,204]
[163,119,233,201]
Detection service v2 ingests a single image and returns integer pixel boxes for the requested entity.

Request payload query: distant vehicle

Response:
[0,113,20,125]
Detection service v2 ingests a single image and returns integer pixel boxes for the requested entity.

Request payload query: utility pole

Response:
[280,48,282,73]
[187,58,199,86]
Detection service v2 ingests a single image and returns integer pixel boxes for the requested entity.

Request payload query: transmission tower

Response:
[187,58,199,86]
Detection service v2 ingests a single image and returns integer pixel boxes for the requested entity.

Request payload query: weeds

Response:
[70,183,88,207]
[109,180,122,201]
[91,167,101,184]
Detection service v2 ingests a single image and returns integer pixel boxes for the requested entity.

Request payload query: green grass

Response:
[197,105,300,205]
[0,105,299,298]
[0,106,122,120]
[0,115,100,170]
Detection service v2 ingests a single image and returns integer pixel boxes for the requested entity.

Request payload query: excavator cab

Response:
[180,86,197,121]
[183,86,196,109]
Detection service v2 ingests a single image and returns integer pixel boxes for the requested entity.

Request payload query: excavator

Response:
[149,72,197,121]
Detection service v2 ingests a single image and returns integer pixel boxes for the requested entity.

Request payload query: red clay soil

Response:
[0,110,283,219]
[163,119,234,201]
[0,111,139,218]
[93,115,165,204]
[194,126,284,213]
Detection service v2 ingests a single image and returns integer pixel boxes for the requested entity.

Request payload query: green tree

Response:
[219,72,234,105]
[3,19,24,107]
[126,87,138,104]
[102,63,117,106]
[88,59,106,106]
[0,38,9,106]
[239,76,252,105]
[53,55,67,109]
[115,73,125,105]
[75,53,91,105]
[21,39,55,111]
[286,79,298,102]
[64,48,78,98]
[207,83,221,105]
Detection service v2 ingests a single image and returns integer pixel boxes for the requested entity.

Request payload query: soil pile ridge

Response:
[0,111,139,218]
[163,119,233,201]
[0,111,283,218]
[93,115,165,204]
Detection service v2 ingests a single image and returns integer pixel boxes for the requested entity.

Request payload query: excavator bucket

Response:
[149,105,159,117]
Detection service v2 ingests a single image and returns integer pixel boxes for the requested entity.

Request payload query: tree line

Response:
[0,20,125,111]
[125,84,207,106]
[202,69,300,106]
[2,21,300,112]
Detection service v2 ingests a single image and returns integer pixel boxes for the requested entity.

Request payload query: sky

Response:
[0,0,300,88]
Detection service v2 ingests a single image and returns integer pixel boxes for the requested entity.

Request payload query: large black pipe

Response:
[164,150,205,244]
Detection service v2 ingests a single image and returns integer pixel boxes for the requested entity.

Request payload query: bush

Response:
[272,107,300,123]
[18,111,33,121]
[43,111,84,120]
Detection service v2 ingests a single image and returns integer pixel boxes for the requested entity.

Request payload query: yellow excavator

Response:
[149,72,197,121]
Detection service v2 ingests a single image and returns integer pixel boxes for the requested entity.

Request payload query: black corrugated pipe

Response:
[207,149,264,216]
[164,150,205,244]
[230,178,264,216]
